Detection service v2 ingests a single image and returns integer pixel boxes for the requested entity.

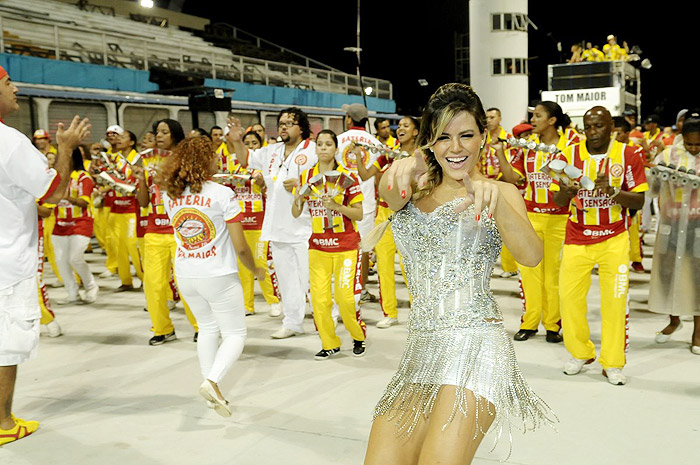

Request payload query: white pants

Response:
[0,277,40,366]
[177,274,246,384]
[52,234,96,299]
[357,210,376,240]
[270,241,309,333]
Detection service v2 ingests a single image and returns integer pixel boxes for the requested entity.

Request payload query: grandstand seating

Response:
[0,0,392,98]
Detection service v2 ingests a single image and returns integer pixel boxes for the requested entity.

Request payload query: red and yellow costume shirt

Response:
[552,140,648,245]
[478,127,513,180]
[218,146,265,231]
[144,149,173,235]
[109,149,139,214]
[510,134,580,214]
[53,170,94,237]
[297,164,363,252]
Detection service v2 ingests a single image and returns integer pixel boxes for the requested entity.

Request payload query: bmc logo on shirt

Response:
[312,237,339,248]
[582,228,615,237]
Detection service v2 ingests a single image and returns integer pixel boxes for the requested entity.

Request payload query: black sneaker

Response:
[149,331,176,346]
[314,348,340,360]
[352,340,366,357]
[514,329,537,341]
[546,330,563,343]
[193,332,198,343]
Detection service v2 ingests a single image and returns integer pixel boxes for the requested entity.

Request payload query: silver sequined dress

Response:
[374,199,556,447]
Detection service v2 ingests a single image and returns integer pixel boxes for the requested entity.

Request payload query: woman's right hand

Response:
[384,150,427,199]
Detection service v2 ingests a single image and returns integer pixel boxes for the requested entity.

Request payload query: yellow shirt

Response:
[582,48,605,62]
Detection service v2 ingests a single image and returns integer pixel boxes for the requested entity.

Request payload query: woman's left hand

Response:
[455,174,500,220]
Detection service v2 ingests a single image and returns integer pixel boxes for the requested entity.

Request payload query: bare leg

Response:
[0,365,17,430]
[364,386,495,465]
[692,316,700,347]
[365,404,430,464]
[659,315,682,335]
[417,386,495,465]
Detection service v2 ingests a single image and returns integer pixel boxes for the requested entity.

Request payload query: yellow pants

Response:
[111,212,144,285]
[500,244,518,273]
[37,232,55,325]
[560,232,630,369]
[628,214,642,262]
[143,233,198,335]
[518,212,567,332]
[238,229,279,314]
[100,207,118,273]
[375,206,399,319]
[309,249,366,350]
[43,213,62,282]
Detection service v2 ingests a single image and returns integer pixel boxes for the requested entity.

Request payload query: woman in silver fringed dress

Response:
[364,83,557,465]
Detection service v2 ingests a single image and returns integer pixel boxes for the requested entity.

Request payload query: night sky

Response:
[180,0,695,126]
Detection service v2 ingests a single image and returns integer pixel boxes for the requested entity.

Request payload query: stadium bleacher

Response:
[0,0,392,98]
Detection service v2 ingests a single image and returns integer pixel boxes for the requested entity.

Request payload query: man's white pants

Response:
[270,241,309,333]
[52,235,96,299]
[0,277,40,366]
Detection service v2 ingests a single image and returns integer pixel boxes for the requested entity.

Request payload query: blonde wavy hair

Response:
[414,83,488,200]
[158,136,217,198]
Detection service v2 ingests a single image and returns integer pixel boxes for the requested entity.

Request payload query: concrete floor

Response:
[1,237,698,465]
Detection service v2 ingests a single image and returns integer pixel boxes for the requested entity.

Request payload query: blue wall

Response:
[1,53,395,113]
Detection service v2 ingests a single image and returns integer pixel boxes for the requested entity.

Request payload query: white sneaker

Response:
[83,284,99,304]
[691,346,700,355]
[603,368,627,385]
[168,300,177,310]
[99,270,115,279]
[563,357,594,375]
[56,295,81,305]
[269,303,282,317]
[500,271,518,278]
[270,328,302,339]
[655,322,683,343]
[49,280,64,288]
[376,317,399,329]
[45,320,62,337]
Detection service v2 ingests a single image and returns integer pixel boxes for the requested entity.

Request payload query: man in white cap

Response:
[0,64,90,445]
[336,103,383,303]
[603,35,628,61]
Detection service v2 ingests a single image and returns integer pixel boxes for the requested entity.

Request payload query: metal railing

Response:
[0,10,393,99]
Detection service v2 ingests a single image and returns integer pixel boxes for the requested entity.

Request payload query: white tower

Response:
[469,0,529,132]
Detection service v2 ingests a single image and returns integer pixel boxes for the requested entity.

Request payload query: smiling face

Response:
[397,117,418,145]
[430,111,485,182]
[0,75,19,119]
[315,133,337,164]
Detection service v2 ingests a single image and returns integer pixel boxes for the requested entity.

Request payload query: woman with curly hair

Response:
[364,83,555,464]
[160,136,265,417]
